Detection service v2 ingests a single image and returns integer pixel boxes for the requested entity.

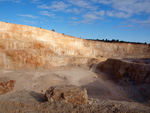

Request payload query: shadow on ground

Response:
[30,91,47,102]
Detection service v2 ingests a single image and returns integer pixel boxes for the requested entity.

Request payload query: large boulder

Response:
[45,85,88,105]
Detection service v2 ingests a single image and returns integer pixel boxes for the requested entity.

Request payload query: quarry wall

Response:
[99,58,150,99]
[99,59,150,84]
[0,22,150,69]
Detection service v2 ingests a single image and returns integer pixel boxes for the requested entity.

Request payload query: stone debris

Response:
[45,85,88,105]
[0,77,15,95]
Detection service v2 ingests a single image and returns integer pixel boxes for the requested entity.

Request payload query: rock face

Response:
[99,59,150,99]
[0,78,15,95]
[45,85,88,105]
[0,22,150,69]
[99,59,150,85]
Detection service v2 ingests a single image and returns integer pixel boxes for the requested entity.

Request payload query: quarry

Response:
[0,21,150,112]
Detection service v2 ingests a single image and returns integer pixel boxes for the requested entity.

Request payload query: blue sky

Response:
[0,0,150,43]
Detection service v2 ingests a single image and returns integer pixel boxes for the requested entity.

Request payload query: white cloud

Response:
[0,0,21,2]
[94,0,150,16]
[22,20,37,25]
[107,11,131,18]
[119,17,150,28]
[37,0,103,23]
[37,0,150,25]
[38,4,50,9]
[131,17,150,25]
[68,21,80,25]
[82,10,105,22]
[92,0,112,4]
[67,0,97,10]
[18,14,38,18]
[38,1,70,11]
[65,8,83,14]
[112,0,150,14]
[71,17,78,20]
[119,24,134,28]
[39,11,55,18]
[94,10,105,16]
[30,0,41,4]
[38,1,86,14]
[82,13,99,21]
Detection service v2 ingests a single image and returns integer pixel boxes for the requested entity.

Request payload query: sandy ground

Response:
[0,65,150,112]
[0,66,97,93]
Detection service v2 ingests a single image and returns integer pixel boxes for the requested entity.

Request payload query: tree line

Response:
[86,39,148,45]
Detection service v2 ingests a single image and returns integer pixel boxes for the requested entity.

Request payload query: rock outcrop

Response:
[0,78,15,95]
[99,58,150,85]
[0,21,150,69]
[99,59,150,99]
[45,85,88,105]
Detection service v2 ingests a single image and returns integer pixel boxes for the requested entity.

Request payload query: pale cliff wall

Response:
[0,22,150,69]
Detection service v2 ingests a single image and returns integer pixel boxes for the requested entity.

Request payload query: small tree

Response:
[52,29,55,32]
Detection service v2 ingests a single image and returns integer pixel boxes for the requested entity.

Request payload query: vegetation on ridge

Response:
[86,39,149,45]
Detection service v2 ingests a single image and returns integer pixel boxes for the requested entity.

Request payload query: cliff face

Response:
[99,59,150,85]
[0,22,150,69]
[99,58,150,99]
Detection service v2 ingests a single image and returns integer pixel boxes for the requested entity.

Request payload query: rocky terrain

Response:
[0,21,150,112]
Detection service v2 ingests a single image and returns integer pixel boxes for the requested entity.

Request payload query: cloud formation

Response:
[5,0,149,26]
[30,0,41,4]
[67,0,97,10]
[0,0,21,2]
[131,17,150,25]
[107,11,131,18]
[37,0,150,22]
[39,11,55,18]
[22,20,37,25]
[18,14,38,18]
[94,0,150,15]
[38,1,70,11]
[82,10,105,22]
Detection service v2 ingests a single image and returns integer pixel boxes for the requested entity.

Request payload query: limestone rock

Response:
[0,22,150,69]
[45,85,88,105]
[0,78,15,95]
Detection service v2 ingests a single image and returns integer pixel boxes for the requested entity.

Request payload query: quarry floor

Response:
[0,65,150,112]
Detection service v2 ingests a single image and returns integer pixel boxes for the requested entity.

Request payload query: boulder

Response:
[0,77,15,95]
[45,85,88,105]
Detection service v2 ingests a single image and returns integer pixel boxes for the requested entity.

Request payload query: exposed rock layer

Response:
[0,22,150,69]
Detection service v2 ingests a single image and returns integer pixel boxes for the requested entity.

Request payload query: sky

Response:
[0,0,150,43]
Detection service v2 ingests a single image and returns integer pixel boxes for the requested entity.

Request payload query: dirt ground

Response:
[0,65,150,112]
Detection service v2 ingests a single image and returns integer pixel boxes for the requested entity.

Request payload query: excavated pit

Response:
[0,22,150,112]
[0,65,150,112]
